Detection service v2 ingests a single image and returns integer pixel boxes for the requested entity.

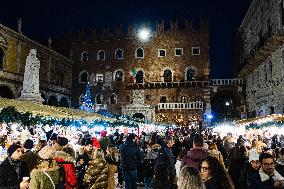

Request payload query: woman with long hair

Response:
[178,166,205,189]
[200,156,235,189]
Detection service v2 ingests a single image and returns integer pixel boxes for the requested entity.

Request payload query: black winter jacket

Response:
[0,158,29,189]
[119,140,141,171]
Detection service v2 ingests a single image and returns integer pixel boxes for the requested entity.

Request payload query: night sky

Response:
[0,0,251,78]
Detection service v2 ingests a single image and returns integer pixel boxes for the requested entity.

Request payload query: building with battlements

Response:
[55,20,211,124]
[235,0,284,117]
[0,22,73,107]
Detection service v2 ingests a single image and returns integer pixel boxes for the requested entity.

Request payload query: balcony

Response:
[157,102,203,110]
[128,80,209,90]
[210,78,243,86]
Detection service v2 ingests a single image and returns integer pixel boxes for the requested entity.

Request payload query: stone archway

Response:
[59,97,69,108]
[48,96,58,106]
[0,85,14,99]
[211,90,243,122]
[132,113,145,121]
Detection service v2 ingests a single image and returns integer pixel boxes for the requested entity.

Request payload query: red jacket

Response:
[54,151,77,189]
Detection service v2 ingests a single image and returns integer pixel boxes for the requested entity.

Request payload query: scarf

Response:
[7,156,21,179]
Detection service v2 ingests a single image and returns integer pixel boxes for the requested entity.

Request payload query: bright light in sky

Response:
[138,28,151,42]
[225,101,230,106]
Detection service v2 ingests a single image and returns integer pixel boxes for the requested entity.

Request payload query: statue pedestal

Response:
[19,91,44,104]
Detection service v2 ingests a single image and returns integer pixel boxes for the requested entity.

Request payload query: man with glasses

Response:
[250,152,284,189]
[0,143,29,189]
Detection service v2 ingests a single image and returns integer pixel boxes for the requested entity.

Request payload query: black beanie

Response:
[57,137,68,147]
[8,143,22,156]
[23,139,34,150]
[50,133,58,141]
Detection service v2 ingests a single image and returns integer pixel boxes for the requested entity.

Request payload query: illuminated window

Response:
[115,71,123,81]
[110,94,117,104]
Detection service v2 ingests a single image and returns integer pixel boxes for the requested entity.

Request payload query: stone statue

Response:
[19,49,43,103]
[17,18,22,34]
[48,36,52,48]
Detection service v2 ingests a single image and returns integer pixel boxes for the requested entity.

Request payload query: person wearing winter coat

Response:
[181,135,208,169]
[54,150,77,189]
[29,146,60,189]
[120,133,141,189]
[0,143,29,189]
[21,139,40,175]
[142,140,160,189]
[178,166,206,189]
[76,139,93,189]
[238,151,260,189]
[276,148,284,177]
[84,148,109,189]
[250,153,284,189]
[208,143,225,166]
[105,145,119,189]
[99,131,111,153]
[150,136,176,189]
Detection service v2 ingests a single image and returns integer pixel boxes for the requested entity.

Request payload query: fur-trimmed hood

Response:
[54,151,75,164]
[35,159,59,172]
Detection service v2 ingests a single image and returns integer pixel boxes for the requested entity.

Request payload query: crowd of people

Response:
[0,126,284,189]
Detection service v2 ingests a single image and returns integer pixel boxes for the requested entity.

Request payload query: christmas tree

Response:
[79,82,94,112]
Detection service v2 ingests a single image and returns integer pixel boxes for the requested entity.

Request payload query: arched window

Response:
[180,96,188,103]
[110,93,117,104]
[0,48,4,70]
[115,70,124,81]
[136,48,144,58]
[79,71,88,83]
[115,49,123,59]
[97,50,105,60]
[96,94,103,104]
[135,70,144,83]
[160,96,167,103]
[164,69,172,82]
[81,51,89,62]
[186,68,196,81]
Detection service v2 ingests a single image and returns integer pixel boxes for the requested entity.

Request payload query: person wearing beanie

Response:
[29,146,61,189]
[21,139,40,174]
[239,151,260,189]
[0,143,29,189]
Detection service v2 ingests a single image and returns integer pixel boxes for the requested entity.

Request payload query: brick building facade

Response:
[55,20,210,123]
[0,22,73,107]
[235,0,284,116]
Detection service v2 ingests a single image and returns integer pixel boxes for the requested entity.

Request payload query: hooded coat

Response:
[29,160,60,189]
[54,151,77,189]
[181,148,208,169]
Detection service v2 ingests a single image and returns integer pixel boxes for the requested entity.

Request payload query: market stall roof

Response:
[0,98,114,122]
[235,114,284,126]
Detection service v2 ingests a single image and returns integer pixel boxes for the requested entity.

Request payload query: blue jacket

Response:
[119,140,141,171]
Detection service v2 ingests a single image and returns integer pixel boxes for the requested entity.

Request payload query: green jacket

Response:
[29,160,60,189]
